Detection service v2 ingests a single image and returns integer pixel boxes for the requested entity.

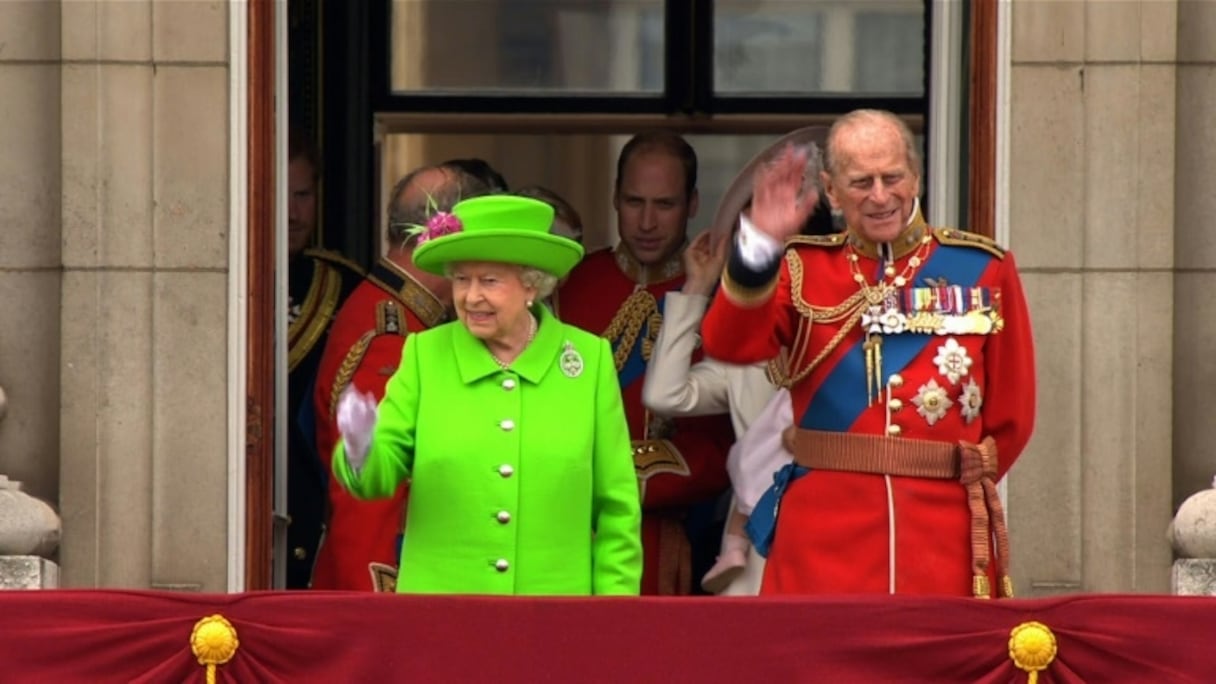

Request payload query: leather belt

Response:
[794,428,1013,599]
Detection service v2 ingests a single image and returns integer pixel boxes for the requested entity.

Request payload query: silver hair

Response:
[443,263,558,300]
[519,267,558,300]
[823,109,922,178]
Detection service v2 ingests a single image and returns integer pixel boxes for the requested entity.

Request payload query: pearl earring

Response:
[527,299,533,308]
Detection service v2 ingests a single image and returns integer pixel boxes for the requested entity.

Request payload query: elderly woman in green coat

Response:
[333,195,642,595]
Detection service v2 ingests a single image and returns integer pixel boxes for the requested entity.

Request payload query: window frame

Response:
[367,0,930,118]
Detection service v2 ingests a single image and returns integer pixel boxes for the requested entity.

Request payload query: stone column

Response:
[58,0,231,590]
[1007,0,1177,596]
[1170,477,1216,596]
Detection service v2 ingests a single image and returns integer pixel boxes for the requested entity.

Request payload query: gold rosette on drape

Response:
[191,614,239,684]
[1009,621,1057,683]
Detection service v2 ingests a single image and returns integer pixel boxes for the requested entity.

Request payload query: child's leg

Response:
[702,503,751,594]
[725,505,749,541]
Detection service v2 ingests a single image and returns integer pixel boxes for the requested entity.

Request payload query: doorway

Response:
[247,0,990,590]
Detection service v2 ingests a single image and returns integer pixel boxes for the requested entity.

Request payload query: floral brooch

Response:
[408,211,462,244]
[402,193,464,244]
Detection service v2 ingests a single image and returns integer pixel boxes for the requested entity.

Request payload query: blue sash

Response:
[801,244,993,429]
[745,464,808,557]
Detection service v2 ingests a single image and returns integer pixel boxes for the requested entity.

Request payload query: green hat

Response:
[412,195,585,277]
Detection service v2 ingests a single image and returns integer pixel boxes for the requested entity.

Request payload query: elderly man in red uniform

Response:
[310,164,490,590]
[702,110,1035,598]
[558,132,733,595]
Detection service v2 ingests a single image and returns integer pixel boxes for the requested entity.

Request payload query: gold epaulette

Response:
[304,247,366,276]
[784,232,847,249]
[933,228,1006,260]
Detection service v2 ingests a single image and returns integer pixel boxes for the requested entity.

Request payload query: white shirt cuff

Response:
[736,214,784,270]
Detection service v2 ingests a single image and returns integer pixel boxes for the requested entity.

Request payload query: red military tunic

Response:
[702,212,1035,597]
[286,248,364,589]
[311,258,447,591]
[558,247,733,595]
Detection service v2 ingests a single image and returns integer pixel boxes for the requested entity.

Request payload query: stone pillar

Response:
[58,0,231,591]
[1170,477,1216,596]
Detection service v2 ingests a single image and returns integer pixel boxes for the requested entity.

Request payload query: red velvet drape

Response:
[0,591,1212,682]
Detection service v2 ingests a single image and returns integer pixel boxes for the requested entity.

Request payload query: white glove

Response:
[336,387,378,472]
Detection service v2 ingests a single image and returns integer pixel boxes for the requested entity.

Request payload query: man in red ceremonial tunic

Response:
[702,110,1036,598]
[558,132,733,595]
[310,165,490,590]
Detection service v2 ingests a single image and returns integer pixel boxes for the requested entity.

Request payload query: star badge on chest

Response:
[912,378,954,426]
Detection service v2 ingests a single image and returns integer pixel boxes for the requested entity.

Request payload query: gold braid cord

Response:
[602,290,661,372]
[639,309,663,360]
[288,263,342,372]
[777,251,868,388]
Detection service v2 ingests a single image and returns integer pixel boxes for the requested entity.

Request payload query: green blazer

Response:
[333,305,642,595]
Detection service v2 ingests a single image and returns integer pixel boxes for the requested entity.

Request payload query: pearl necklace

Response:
[489,314,537,370]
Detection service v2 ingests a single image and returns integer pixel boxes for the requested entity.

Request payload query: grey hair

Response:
[442,263,559,300]
[385,167,492,247]
[823,109,922,178]
[519,267,558,300]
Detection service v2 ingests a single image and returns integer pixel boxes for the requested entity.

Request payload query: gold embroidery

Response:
[633,439,690,480]
[845,210,930,261]
[785,232,847,249]
[329,331,375,418]
[613,244,684,285]
[602,289,661,372]
[720,269,778,307]
[288,262,343,372]
[368,260,446,329]
[304,247,364,276]
[328,302,412,418]
[368,562,398,593]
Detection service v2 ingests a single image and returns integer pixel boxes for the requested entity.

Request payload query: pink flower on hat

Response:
[405,192,464,244]
[415,211,462,244]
